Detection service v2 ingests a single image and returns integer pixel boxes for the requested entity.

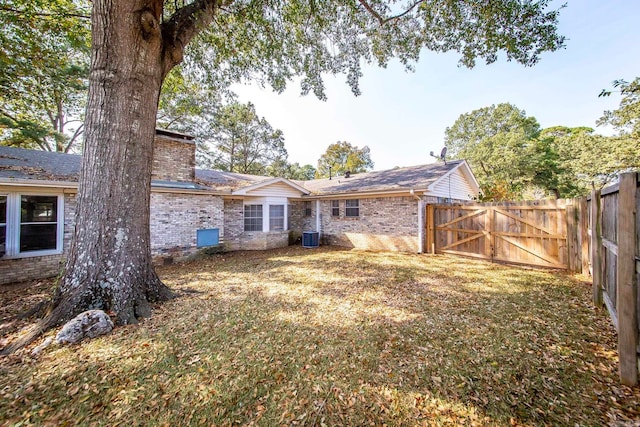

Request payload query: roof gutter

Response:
[0,178,78,189]
[296,188,428,200]
[0,178,230,196]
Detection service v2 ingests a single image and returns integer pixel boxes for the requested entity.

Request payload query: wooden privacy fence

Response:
[426,200,579,269]
[426,181,639,385]
[589,172,639,386]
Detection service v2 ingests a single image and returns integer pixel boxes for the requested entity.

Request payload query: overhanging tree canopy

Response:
[0,0,90,152]
[1,0,566,352]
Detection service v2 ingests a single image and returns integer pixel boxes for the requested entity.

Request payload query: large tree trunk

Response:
[51,0,173,326]
[50,1,173,330]
[1,0,220,354]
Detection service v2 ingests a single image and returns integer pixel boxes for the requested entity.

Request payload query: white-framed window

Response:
[1,192,64,258]
[243,198,289,232]
[269,205,285,231]
[0,195,6,257]
[331,200,340,217]
[244,204,263,232]
[345,199,360,217]
[304,201,312,217]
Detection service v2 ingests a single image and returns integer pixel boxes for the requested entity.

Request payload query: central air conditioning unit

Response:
[302,231,319,248]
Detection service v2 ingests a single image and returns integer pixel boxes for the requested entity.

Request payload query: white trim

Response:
[1,191,64,259]
[315,200,321,238]
[417,199,424,253]
[0,180,231,196]
[232,177,310,196]
[0,179,77,189]
[243,196,291,233]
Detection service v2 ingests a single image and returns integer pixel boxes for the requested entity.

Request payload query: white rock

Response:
[55,310,114,345]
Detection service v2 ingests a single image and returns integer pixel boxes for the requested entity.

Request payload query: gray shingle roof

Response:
[0,145,464,196]
[195,169,273,192]
[0,146,80,181]
[0,146,275,192]
[298,161,464,195]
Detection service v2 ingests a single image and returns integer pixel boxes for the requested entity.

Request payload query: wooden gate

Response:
[426,201,568,269]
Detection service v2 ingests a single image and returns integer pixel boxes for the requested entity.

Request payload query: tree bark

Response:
[53,0,172,328]
[50,0,174,326]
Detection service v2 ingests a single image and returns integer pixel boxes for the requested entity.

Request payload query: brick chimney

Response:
[152,129,196,182]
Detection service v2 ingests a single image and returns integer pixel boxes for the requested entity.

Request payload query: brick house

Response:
[0,129,479,284]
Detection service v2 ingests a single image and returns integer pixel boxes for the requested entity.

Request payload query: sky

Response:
[232,0,640,171]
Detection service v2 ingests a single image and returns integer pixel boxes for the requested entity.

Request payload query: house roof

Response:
[0,145,478,198]
[298,161,469,195]
[0,145,214,191]
[194,169,273,192]
[0,145,80,182]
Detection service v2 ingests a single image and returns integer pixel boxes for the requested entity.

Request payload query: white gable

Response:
[232,177,309,197]
[240,180,307,197]
[428,165,479,200]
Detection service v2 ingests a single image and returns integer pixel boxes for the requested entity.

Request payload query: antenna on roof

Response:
[429,147,447,165]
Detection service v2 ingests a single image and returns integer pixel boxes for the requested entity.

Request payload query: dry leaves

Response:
[1,246,638,426]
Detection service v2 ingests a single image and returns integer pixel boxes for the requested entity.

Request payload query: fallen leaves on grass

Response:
[1,246,638,426]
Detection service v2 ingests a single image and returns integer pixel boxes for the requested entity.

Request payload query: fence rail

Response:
[425,172,639,385]
[589,173,639,386]
[427,200,570,269]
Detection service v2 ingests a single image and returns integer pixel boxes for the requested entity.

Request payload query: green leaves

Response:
[185,0,565,99]
[201,101,289,175]
[445,99,640,200]
[0,0,90,152]
[598,77,640,140]
[316,141,374,178]
[445,103,542,200]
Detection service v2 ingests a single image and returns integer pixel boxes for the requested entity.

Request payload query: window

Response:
[20,195,58,252]
[244,204,263,232]
[345,199,359,217]
[331,200,340,217]
[0,195,6,256]
[269,205,285,231]
[304,201,312,217]
[1,193,63,258]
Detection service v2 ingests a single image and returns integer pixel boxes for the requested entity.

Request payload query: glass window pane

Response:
[331,200,339,217]
[21,195,57,223]
[0,195,6,223]
[345,199,359,217]
[269,205,284,231]
[0,225,5,256]
[244,204,263,232]
[20,224,57,251]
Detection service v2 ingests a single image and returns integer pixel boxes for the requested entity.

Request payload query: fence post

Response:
[566,200,579,272]
[485,207,494,261]
[426,204,435,254]
[590,189,603,306]
[617,173,638,386]
[580,197,590,275]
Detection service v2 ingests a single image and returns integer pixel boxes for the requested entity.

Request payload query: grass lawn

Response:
[1,246,638,426]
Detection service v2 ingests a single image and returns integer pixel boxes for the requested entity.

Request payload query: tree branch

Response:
[0,5,90,20]
[65,124,85,153]
[161,0,231,76]
[358,0,425,25]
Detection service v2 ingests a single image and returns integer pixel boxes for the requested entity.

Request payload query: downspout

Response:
[315,199,321,241]
[410,189,425,254]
